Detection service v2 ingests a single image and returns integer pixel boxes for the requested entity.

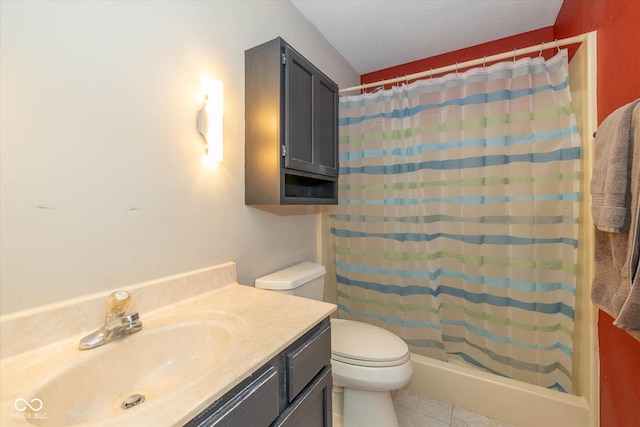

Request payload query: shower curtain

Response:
[332,50,580,393]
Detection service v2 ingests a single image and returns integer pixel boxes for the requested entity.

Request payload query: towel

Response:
[591,98,640,232]
[591,99,640,340]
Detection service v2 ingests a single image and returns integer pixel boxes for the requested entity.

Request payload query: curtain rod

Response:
[339,33,589,94]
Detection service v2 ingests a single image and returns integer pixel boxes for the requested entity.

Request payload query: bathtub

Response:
[405,353,596,427]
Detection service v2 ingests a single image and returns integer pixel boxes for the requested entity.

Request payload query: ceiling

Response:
[291,0,564,75]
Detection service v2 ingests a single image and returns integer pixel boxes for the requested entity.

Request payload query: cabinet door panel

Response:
[314,76,338,176]
[285,45,315,173]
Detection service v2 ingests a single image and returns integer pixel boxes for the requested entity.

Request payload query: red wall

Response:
[555,0,640,122]
[361,27,555,88]
[361,1,640,425]
[555,1,640,426]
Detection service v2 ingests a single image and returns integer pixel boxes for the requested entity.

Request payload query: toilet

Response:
[255,262,413,427]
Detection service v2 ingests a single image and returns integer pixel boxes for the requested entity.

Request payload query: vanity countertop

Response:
[0,263,336,427]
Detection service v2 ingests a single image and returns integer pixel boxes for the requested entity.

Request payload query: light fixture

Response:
[197,80,224,162]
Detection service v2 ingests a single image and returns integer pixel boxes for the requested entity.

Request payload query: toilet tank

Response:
[254,262,326,301]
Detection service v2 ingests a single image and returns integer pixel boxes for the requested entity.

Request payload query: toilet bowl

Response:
[255,262,413,427]
[330,319,412,427]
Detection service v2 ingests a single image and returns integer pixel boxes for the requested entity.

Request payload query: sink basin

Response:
[24,316,236,426]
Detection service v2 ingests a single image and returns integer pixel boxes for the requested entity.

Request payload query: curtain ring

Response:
[405,74,409,85]
[370,80,384,94]
[555,39,561,53]
[483,55,487,70]
[539,41,544,57]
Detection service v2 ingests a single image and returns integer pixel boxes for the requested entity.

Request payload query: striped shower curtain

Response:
[332,50,580,393]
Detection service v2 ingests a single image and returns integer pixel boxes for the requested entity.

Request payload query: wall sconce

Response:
[197,80,224,162]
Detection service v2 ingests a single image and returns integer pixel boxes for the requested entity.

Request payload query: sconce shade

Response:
[197,81,223,162]
[197,96,209,149]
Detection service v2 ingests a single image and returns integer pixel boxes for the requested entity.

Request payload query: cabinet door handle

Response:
[281,144,286,157]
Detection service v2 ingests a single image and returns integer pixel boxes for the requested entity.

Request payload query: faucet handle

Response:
[106,290,132,316]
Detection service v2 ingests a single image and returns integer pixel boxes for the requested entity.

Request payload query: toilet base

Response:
[332,386,344,416]
[336,387,399,427]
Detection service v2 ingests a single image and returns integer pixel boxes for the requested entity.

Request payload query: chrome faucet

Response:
[79,290,143,350]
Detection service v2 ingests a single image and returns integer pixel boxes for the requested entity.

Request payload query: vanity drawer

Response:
[285,321,331,402]
[191,366,280,427]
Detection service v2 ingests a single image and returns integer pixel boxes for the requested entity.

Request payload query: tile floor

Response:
[393,389,515,427]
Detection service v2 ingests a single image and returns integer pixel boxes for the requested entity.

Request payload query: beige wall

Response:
[0,1,359,315]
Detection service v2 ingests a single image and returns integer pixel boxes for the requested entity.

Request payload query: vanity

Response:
[0,262,336,427]
[186,318,332,427]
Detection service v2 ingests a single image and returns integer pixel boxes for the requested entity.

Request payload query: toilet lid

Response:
[331,319,409,367]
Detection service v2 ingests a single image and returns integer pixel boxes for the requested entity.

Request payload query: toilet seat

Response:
[331,319,409,367]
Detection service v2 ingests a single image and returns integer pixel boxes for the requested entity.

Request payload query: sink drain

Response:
[121,394,145,410]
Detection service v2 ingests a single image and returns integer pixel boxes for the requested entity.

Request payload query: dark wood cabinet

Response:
[273,367,332,427]
[245,37,338,205]
[185,318,332,427]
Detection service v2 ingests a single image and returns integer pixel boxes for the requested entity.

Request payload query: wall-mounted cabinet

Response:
[245,37,338,205]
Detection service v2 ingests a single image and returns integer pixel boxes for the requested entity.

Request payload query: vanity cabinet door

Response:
[272,366,333,427]
[286,321,331,402]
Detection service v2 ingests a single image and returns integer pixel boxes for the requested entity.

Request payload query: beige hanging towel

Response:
[591,98,640,340]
